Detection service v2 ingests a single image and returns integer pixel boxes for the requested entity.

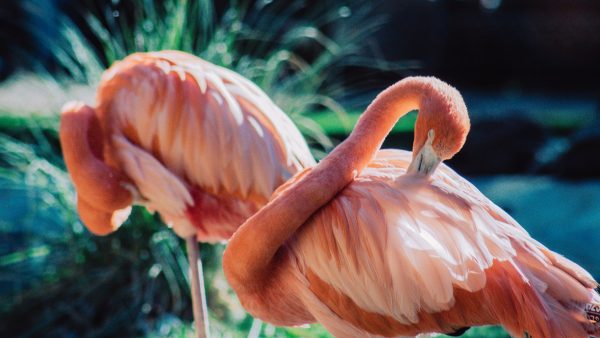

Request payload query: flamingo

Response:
[58,51,315,337]
[223,77,600,337]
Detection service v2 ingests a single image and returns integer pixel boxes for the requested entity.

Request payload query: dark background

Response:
[3,0,600,93]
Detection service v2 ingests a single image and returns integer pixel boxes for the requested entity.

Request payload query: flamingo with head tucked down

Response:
[223,77,600,337]
[59,51,315,337]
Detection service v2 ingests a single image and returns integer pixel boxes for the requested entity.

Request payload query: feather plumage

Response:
[85,50,315,240]
[277,149,598,337]
[222,76,599,338]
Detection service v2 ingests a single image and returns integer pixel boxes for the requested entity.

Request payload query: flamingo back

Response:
[95,51,315,239]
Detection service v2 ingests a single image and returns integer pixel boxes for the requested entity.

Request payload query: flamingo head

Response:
[408,82,470,175]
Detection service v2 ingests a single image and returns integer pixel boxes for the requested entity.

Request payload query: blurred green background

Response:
[1,0,599,337]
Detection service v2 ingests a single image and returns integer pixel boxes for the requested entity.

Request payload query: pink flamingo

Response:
[223,77,600,337]
[59,51,315,337]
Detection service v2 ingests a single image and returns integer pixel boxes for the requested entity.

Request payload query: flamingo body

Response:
[59,51,317,336]
[223,77,600,337]
[62,51,315,240]
[250,149,597,337]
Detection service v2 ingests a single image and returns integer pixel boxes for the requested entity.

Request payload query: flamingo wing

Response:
[94,51,315,239]
[290,149,597,337]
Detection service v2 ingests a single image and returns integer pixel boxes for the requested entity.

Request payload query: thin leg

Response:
[248,318,263,338]
[186,236,210,338]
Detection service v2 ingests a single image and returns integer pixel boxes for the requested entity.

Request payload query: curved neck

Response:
[223,77,460,292]
[60,102,132,218]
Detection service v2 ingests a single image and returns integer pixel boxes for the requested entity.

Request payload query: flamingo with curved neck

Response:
[223,77,600,337]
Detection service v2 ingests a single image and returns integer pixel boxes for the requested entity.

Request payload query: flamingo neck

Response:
[223,77,465,292]
[60,102,133,234]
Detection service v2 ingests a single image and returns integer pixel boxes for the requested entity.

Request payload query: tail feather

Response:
[491,244,600,338]
[494,262,555,337]
[541,247,598,289]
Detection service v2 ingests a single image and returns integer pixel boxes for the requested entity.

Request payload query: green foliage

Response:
[312,109,418,135]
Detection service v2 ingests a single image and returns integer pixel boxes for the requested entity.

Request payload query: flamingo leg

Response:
[186,236,211,338]
[248,318,263,338]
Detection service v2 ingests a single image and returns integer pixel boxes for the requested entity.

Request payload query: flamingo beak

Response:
[407,129,441,176]
[77,198,132,236]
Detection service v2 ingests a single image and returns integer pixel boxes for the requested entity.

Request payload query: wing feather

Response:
[98,51,315,218]
[292,149,595,328]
